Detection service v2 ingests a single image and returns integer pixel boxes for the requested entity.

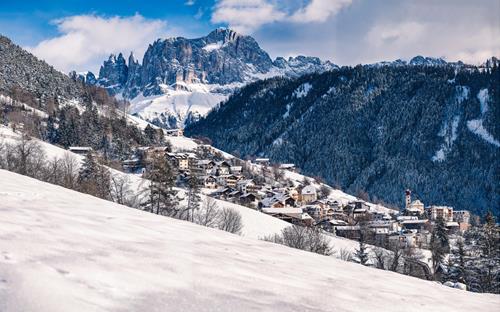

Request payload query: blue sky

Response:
[1,0,498,73]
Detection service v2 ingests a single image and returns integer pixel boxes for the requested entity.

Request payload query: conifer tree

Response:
[142,153,178,216]
[355,229,369,265]
[45,113,58,144]
[77,152,111,199]
[430,217,449,279]
[186,161,202,222]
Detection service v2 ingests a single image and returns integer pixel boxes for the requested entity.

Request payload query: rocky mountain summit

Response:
[88,28,337,99]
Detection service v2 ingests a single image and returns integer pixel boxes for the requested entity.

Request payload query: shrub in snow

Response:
[262,225,332,256]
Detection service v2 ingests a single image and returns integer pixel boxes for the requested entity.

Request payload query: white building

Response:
[301,185,317,203]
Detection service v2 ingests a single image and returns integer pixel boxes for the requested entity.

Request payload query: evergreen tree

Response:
[355,229,369,265]
[45,113,58,144]
[77,152,111,199]
[186,161,202,222]
[430,217,449,279]
[476,211,500,293]
[144,124,157,145]
[142,153,178,216]
[57,107,80,148]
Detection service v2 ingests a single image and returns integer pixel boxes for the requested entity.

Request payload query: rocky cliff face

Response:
[98,53,128,93]
[90,28,337,99]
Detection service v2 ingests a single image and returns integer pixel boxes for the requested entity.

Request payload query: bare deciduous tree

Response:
[218,207,243,235]
[388,243,404,272]
[110,175,137,206]
[339,248,353,261]
[194,197,221,228]
[4,133,45,178]
[262,225,332,256]
[373,247,389,270]
[60,153,79,190]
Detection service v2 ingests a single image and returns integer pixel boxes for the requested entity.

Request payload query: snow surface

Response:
[432,115,460,162]
[0,125,149,201]
[129,83,229,127]
[1,170,498,312]
[293,82,312,98]
[466,89,500,147]
[0,94,48,119]
[202,41,224,52]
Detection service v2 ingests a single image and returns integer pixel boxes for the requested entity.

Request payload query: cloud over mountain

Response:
[29,14,169,73]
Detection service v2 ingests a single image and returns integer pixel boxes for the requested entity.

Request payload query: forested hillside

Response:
[187,64,500,216]
[0,35,162,160]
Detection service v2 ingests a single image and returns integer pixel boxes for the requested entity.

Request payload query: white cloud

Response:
[211,0,350,34]
[366,22,427,48]
[211,0,286,34]
[29,14,169,74]
[185,0,195,6]
[362,18,499,65]
[290,0,352,23]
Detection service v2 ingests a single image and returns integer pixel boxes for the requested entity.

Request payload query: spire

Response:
[128,51,137,65]
[405,189,411,209]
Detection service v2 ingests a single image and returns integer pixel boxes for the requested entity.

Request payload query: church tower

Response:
[405,189,411,210]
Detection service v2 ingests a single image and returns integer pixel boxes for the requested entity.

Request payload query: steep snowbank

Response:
[0,170,498,312]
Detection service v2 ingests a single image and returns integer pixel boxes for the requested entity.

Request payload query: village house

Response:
[288,188,300,201]
[144,146,171,161]
[303,205,322,219]
[368,220,399,245]
[215,161,231,175]
[230,166,242,175]
[300,185,317,203]
[197,160,216,175]
[122,158,144,174]
[164,128,183,136]
[401,219,429,232]
[261,208,313,226]
[167,152,197,171]
[237,179,259,194]
[453,210,471,232]
[335,225,362,240]
[389,232,430,249]
[203,176,217,189]
[427,205,454,222]
[212,187,232,200]
[372,211,393,221]
[68,146,93,156]
[222,174,241,188]
[227,190,243,201]
[279,163,296,172]
[316,219,349,233]
[445,221,461,235]
[239,193,258,207]
[254,158,270,166]
[259,193,296,209]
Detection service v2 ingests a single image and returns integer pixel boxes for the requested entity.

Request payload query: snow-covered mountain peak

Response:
[83,28,337,128]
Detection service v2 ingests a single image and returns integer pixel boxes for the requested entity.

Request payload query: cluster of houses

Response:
[109,143,473,251]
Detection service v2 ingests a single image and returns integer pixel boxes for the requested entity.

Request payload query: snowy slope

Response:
[0,125,359,254]
[129,83,230,128]
[466,89,500,147]
[0,170,498,312]
[0,125,149,199]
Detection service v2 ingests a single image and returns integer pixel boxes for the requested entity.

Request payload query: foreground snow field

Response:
[0,170,498,312]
